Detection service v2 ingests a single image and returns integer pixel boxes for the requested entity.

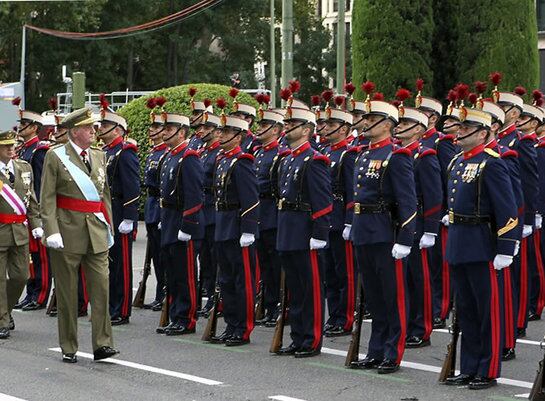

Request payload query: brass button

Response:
[451,189,456,193]
[450,197,454,202]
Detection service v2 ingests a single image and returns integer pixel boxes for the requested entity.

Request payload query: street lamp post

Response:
[336,0,346,93]
[281,0,293,98]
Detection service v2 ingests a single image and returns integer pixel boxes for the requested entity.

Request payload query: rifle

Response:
[158,288,170,330]
[530,336,545,401]
[202,264,221,341]
[439,302,459,383]
[270,269,287,353]
[345,275,364,366]
[133,238,152,308]
[46,288,57,315]
[254,279,265,321]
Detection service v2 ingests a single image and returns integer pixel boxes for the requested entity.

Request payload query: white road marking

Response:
[320,347,533,389]
[269,396,308,401]
[48,348,223,385]
[515,393,530,398]
[0,393,27,401]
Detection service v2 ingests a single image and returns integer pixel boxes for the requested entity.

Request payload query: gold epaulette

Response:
[484,148,499,158]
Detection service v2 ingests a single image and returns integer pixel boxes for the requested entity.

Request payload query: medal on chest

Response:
[461,163,479,183]
[366,160,383,179]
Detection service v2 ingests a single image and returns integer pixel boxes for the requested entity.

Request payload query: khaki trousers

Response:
[0,244,29,328]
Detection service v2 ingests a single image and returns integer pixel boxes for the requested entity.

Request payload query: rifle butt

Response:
[132,281,146,308]
[269,316,284,354]
[438,344,455,383]
[201,306,218,342]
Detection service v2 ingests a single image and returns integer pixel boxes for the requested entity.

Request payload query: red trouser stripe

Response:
[80,266,89,305]
[517,238,529,328]
[344,241,355,331]
[420,249,433,341]
[36,242,50,304]
[121,234,130,317]
[310,250,322,350]
[440,226,450,319]
[186,241,197,329]
[395,259,407,364]
[534,231,545,315]
[488,262,501,378]
[503,267,515,348]
[242,247,254,340]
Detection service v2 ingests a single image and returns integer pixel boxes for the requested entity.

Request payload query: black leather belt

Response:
[215,201,240,211]
[147,187,160,197]
[448,211,490,225]
[160,199,181,211]
[277,198,311,212]
[259,193,275,200]
[353,202,393,214]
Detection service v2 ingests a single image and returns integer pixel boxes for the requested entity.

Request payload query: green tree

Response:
[455,0,539,91]
[351,0,435,99]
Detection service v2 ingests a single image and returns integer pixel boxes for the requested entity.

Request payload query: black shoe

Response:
[143,300,161,310]
[151,302,163,312]
[22,301,45,311]
[349,356,382,370]
[502,348,516,361]
[48,307,58,317]
[209,330,232,344]
[275,343,300,355]
[517,328,526,338]
[0,328,10,339]
[294,347,321,358]
[197,300,214,317]
[444,374,474,386]
[377,359,400,374]
[62,353,77,363]
[362,310,372,319]
[93,346,119,361]
[255,314,274,326]
[165,324,195,336]
[8,315,14,331]
[78,309,88,318]
[405,336,431,348]
[264,317,278,328]
[225,335,250,347]
[529,313,541,321]
[13,299,30,309]
[468,377,497,390]
[433,317,446,329]
[323,322,335,332]
[111,316,129,326]
[324,325,352,337]
[156,325,167,334]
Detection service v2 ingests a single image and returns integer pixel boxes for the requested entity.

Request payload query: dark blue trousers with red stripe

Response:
[200,225,218,302]
[146,223,166,302]
[324,231,356,331]
[256,229,281,314]
[279,249,324,350]
[529,230,545,317]
[162,240,200,328]
[109,232,133,319]
[355,243,407,364]
[501,266,517,350]
[452,262,502,379]
[217,240,256,340]
[407,247,433,341]
[514,238,531,331]
[430,226,451,320]
[24,241,51,305]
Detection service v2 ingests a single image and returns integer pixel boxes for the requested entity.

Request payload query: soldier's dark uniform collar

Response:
[263,139,279,152]
[368,136,392,150]
[422,127,437,140]
[291,141,311,157]
[170,141,188,156]
[23,136,39,148]
[330,139,348,151]
[463,143,485,160]
[205,141,221,151]
[223,145,242,158]
[103,135,123,150]
[404,140,420,152]
[499,123,517,139]
[152,142,167,152]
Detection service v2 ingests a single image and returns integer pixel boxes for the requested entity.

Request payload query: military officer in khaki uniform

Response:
[0,130,41,339]
[40,108,119,363]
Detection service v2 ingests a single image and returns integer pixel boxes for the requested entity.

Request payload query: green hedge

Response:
[117,83,259,215]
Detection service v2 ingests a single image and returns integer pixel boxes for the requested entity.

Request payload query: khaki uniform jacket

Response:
[0,159,40,247]
[40,142,113,254]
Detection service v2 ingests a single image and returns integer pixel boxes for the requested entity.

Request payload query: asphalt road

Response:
[1,222,543,401]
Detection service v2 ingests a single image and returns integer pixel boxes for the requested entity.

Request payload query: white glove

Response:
[493,254,513,270]
[310,237,327,250]
[441,214,449,227]
[177,230,191,242]
[46,233,64,249]
[536,214,543,230]
[391,243,411,260]
[514,240,520,257]
[239,233,255,247]
[118,219,134,234]
[342,225,352,241]
[419,232,436,249]
[523,224,533,238]
[32,227,44,239]
[157,222,162,230]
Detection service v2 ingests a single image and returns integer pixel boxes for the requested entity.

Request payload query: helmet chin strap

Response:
[149,126,165,140]
[325,123,344,138]
[316,124,326,134]
[220,131,241,146]
[457,126,482,141]
[200,128,216,142]
[516,118,533,130]
[284,122,305,135]
[442,122,460,131]
[393,122,419,138]
[362,116,387,135]
[163,126,182,143]
[255,124,275,138]
[97,123,118,138]
[190,112,204,126]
